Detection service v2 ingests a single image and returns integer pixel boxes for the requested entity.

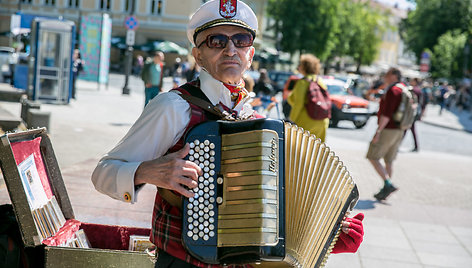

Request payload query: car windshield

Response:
[327,84,348,95]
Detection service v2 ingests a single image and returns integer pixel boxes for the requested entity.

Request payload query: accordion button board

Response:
[186,138,218,242]
[182,119,286,265]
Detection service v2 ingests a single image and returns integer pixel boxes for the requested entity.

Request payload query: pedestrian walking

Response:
[367,67,405,201]
[172,57,183,87]
[141,51,164,106]
[252,69,277,115]
[438,81,449,115]
[71,49,84,99]
[287,54,330,142]
[92,1,363,267]
[133,55,144,76]
[185,62,201,82]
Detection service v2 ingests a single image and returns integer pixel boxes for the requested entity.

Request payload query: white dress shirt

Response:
[91,70,251,203]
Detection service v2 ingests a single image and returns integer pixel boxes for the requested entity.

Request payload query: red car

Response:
[323,77,371,128]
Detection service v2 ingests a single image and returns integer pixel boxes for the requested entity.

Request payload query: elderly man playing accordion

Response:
[92,1,364,267]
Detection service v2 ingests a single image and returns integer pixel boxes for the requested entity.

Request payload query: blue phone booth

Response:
[29,18,75,104]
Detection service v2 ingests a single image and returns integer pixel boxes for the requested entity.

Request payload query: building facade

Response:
[1,0,267,49]
[369,0,418,77]
[0,0,268,71]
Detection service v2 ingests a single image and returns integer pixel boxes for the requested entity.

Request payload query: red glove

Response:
[332,213,364,254]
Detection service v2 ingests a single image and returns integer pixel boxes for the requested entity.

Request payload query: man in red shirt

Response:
[367,67,404,201]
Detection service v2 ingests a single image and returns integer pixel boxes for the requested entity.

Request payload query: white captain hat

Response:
[187,0,258,46]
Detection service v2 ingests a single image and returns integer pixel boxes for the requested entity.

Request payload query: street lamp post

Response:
[122,45,133,95]
[122,0,136,95]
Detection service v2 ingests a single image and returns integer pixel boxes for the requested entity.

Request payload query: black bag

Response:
[282,100,291,119]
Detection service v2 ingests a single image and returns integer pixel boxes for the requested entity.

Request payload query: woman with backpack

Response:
[287,53,331,142]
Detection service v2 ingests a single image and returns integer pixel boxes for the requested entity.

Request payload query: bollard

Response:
[26,109,51,132]
[21,98,41,122]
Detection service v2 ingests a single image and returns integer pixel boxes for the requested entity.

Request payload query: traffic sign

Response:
[126,30,135,46]
[124,16,139,31]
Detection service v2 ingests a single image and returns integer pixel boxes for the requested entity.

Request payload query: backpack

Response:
[305,77,331,120]
[392,83,419,130]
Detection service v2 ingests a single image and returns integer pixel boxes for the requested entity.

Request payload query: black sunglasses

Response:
[197,33,254,49]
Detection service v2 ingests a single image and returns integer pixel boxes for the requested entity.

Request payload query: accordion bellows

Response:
[182,119,358,267]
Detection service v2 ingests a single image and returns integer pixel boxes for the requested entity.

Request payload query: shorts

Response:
[366,128,403,163]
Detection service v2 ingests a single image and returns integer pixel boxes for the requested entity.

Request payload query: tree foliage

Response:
[267,0,387,70]
[431,30,467,78]
[345,2,388,71]
[267,0,342,61]
[400,0,472,60]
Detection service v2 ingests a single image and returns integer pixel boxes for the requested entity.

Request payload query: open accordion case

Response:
[0,128,155,267]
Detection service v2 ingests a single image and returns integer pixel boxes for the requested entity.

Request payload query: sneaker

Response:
[374,184,398,201]
[374,187,388,201]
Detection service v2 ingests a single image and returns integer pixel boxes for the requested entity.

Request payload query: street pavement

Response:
[0,73,471,268]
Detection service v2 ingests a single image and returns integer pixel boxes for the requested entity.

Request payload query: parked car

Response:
[335,74,370,98]
[268,70,294,92]
[323,77,371,128]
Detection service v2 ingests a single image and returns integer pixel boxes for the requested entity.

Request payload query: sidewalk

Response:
[421,104,472,133]
[1,76,472,268]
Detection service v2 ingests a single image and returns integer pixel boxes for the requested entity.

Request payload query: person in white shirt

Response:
[92,1,364,267]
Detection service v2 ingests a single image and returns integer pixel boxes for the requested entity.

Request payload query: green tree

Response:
[268,0,387,72]
[430,30,467,78]
[345,2,387,73]
[324,0,356,71]
[267,0,342,61]
[400,0,472,60]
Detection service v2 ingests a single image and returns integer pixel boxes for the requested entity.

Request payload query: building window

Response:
[44,0,56,5]
[68,0,80,8]
[20,0,33,4]
[100,0,112,10]
[125,0,135,13]
[151,0,163,15]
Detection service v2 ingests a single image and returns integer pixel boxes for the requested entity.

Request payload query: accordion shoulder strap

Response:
[158,188,182,210]
[177,83,227,119]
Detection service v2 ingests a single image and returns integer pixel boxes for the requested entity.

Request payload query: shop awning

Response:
[133,40,188,55]
[111,36,127,49]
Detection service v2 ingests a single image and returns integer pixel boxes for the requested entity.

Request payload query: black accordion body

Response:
[182,119,358,267]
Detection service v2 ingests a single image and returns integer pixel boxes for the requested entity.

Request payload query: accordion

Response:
[182,119,358,267]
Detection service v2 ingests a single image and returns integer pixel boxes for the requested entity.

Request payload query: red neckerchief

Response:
[223,81,248,108]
